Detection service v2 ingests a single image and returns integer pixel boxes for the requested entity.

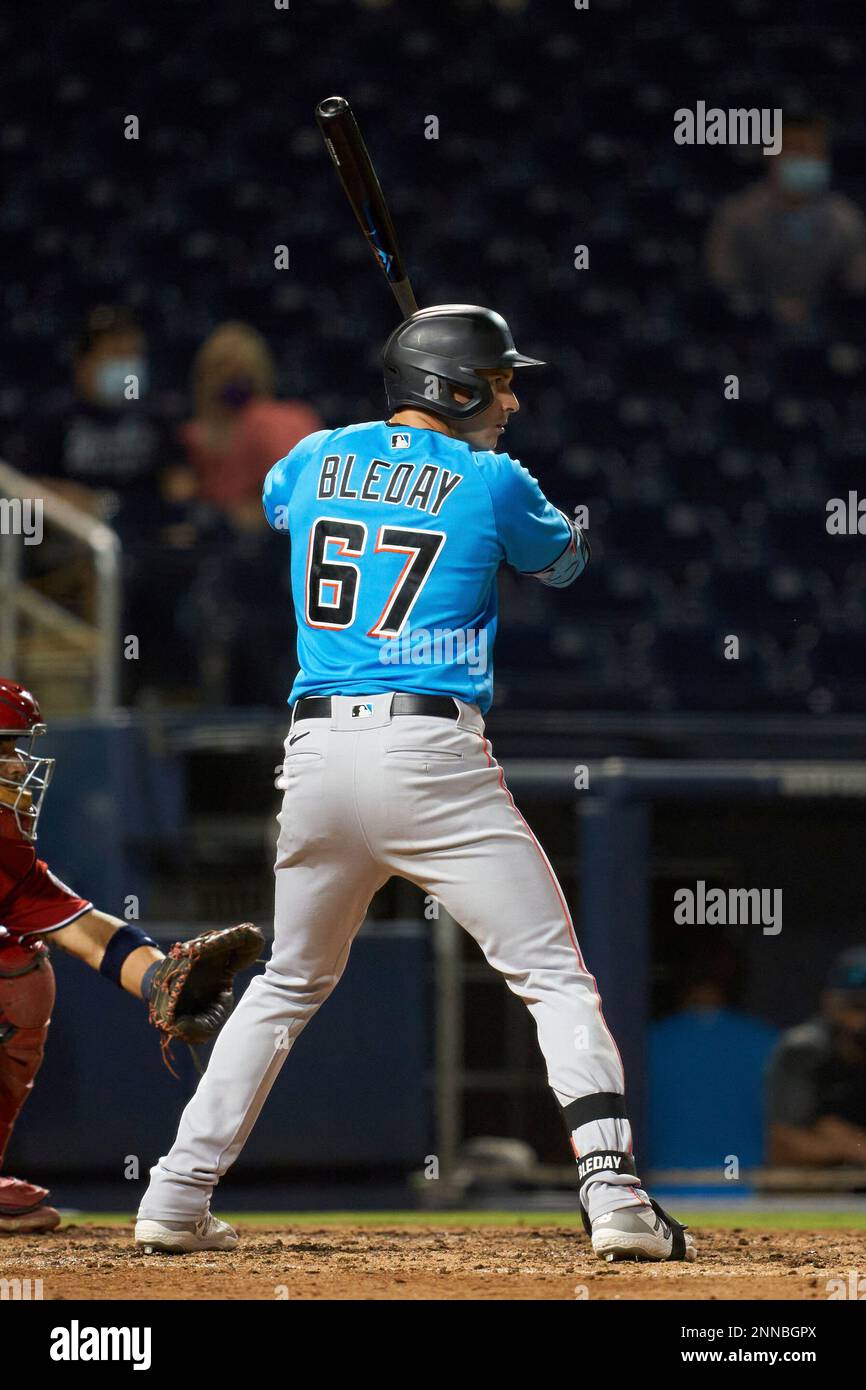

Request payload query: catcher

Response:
[0,678,262,1234]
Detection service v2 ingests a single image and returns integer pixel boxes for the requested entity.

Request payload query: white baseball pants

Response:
[139,694,636,1220]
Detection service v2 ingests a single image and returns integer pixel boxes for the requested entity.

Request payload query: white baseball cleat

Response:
[135,1212,239,1254]
[591,1201,697,1263]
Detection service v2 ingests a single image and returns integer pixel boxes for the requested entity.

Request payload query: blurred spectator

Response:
[765,947,866,1167]
[648,939,778,1169]
[2,305,254,704]
[705,114,866,328]
[173,323,323,531]
[7,306,175,537]
[158,322,322,705]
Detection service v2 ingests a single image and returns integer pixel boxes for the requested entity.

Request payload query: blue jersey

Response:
[262,421,587,714]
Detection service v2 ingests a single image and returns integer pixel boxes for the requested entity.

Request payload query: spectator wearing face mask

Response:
[765,947,866,1167]
[705,113,866,327]
[171,322,323,531]
[8,306,174,535]
[159,324,322,704]
[2,306,206,701]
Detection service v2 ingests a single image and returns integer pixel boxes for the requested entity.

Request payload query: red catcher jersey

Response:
[0,839,91,944]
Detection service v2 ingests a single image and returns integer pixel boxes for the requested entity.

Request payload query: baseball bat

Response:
[315,95,419,319]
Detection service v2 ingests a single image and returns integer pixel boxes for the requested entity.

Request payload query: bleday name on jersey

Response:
[316,451,464,517]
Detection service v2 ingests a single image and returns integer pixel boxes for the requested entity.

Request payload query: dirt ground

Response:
[2,1222,864,1300]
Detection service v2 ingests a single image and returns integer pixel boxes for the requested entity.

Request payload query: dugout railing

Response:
[0,457,121,715]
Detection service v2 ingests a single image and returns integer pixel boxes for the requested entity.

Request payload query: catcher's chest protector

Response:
[0,942,55,1167]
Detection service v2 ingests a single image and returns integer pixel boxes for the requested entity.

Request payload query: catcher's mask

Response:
[0,680,55,843]
[382,304,544,422]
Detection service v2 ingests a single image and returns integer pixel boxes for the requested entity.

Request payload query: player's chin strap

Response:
[575,1149,690,1259]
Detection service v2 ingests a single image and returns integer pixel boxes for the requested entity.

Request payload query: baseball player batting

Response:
[136,305,695,1263]
[0,680,261,1233]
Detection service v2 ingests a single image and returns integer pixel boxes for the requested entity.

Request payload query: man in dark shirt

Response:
[4,306,206,699]
[705,113,866,328]
[14,305,171,537]
[765,947,866,1166]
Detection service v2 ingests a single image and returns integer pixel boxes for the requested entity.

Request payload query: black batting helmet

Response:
[382,304,544,422]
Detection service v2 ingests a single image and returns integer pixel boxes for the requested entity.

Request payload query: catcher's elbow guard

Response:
[530,516,590,588]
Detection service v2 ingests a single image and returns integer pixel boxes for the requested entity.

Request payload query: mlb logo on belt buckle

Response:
[390,432,411,449]
[351,703,374,718]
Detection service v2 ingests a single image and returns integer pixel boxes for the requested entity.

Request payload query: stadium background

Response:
[2,0,866,1217]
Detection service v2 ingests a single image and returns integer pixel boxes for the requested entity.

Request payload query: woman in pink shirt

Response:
[176,322,323,530]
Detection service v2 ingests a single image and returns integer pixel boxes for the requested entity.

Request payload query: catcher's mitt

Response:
[148,923,264,1070]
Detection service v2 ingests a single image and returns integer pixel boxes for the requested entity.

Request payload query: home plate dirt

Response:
[0,1224,860,1300]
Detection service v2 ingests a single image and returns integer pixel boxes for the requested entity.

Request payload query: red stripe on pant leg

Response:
[473,731,625,1083]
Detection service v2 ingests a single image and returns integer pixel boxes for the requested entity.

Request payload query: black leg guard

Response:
[575,1150,639,1236]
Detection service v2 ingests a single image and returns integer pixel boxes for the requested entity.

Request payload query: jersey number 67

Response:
[305,518,445,639]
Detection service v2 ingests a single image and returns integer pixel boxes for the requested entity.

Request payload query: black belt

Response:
[293,694,460,721]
